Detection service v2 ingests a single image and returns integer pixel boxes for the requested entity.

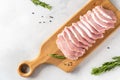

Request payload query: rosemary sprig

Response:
[31,0,52,10]
[49,54,66,59]
[91,56,120,75]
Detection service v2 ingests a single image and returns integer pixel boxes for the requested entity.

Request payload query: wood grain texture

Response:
[18,0,120,77]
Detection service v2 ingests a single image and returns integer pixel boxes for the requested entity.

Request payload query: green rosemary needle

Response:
[91,56,120,75]
[49,54,66,59]
[31,0,52,10]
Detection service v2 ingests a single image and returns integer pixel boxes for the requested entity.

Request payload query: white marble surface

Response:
[0,0,120,80]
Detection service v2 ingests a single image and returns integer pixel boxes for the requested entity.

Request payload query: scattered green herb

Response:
[91,56,120,75]
[49,54,66,59]
[31,0,52,10]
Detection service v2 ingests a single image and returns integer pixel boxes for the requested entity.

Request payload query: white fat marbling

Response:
[0,0,120,80]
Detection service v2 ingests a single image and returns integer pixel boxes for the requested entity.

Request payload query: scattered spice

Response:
[107,46,110,49]
[32,12,35,14]
[91,56,120,75]
[41,16,44,18]
[49,54,66,59]
[39,21,41,23]
[31,0,52,10]
[68,62,72,66]
[49,16,54,18]
[31,1,54,24]
[38,15,54,24]
[49,20,52,22]
[64,63,67,65]
[32,12,54,24]
[64,62,73,66]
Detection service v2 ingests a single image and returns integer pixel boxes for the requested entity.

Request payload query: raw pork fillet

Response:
[56,6,116,60]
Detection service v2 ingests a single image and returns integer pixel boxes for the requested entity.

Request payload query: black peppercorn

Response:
[107,46,110,49]
[32,12,35,14]
[49,16,54,18]
[49,20,52,22]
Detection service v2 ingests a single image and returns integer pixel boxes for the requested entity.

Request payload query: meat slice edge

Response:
[56,34,85,60]
[62,30,86,52]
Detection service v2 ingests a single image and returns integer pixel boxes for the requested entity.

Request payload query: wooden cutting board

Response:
[18,0,120,77]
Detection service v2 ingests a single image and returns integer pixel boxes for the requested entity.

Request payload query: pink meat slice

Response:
[56,37,76,60]
[56,6,117,60]
[64,27,86,48]
[86,11,105,33]
[92,8,116,23]
[71,25,92,47]
[72,23,95,44]
[80,15,100,34]
[91,11,114,30]
[69,27,89,49]
[77,21,103,40]
[56,34,84,60]
[95,6,116,20]
[64,27,80,47]
[62,31,86,52]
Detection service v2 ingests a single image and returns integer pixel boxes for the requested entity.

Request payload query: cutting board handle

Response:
[17,56,47,77]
